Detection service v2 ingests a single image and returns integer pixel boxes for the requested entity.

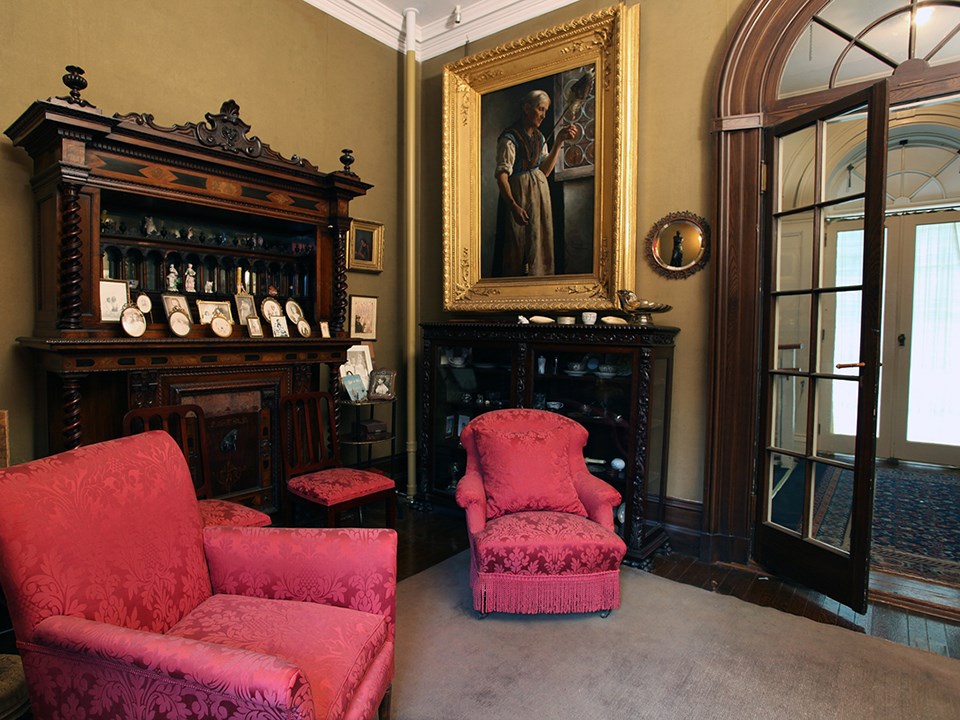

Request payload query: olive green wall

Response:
[419,0,747,502]
[1,0,748,505]
[0,0,403,465]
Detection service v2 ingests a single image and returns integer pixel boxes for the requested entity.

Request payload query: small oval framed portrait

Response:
[261,297,284,320]
[296,318,312,337]
[135,293,153,314]
[210,312,233,338]
[285,299,304,324]
[120,305,147,338]
[168,309,192,337]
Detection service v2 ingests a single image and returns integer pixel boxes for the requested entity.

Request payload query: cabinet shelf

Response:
[7,73,370,519]
[341,433,395,446]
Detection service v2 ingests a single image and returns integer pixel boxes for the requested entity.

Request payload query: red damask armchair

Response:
[0,431,396,720]
[456,409,627,617]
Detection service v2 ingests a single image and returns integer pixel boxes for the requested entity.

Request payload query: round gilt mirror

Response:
[644,211,710,279]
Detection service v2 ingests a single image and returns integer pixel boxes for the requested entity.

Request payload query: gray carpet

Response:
[393,551,960,720]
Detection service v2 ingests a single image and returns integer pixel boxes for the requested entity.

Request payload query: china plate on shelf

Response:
[564,369,588,377]
[594,371,617,379]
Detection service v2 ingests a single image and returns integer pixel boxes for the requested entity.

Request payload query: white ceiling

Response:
[303,0,580,60]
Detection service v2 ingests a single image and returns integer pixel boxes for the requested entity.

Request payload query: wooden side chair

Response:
[122,404,271,528]
[280,391,396,528]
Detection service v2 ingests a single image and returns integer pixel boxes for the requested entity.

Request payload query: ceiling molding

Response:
[302,0,580,60]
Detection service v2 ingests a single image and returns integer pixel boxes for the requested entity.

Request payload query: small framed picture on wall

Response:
[347,219,384,273]
[349,295,378,340]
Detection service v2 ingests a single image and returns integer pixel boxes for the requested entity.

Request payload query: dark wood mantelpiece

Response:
[7,68,370,513]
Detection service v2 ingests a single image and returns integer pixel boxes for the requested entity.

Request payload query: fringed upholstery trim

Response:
[472,570,621,615]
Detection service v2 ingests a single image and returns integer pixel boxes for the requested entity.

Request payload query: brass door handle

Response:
[836,362,865,369]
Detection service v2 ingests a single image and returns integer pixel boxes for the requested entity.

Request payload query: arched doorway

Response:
[706,0,960,607]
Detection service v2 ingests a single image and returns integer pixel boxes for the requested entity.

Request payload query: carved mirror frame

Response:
[644,210,710,279]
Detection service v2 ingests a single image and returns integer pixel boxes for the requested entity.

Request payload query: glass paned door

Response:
[821,213,960,466]
[758,81,888,613]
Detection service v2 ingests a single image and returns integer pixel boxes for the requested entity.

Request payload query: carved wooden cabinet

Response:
[6,68,371,513]
[420,321,678,565]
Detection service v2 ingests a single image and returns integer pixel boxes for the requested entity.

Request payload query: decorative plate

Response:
[168,309,191,337]
[120,305,147,338]
[261,297,283,319]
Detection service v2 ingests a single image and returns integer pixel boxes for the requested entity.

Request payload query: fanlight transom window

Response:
[780,0,960,98]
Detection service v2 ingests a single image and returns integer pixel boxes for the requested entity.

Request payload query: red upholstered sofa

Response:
[0,431,396,720]
[456,409,627,616]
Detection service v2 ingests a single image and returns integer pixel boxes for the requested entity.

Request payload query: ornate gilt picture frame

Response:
[442,4,639,312]
[347,219,384,273]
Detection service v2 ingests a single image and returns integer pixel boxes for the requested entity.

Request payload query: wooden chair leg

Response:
[386,493,396,529]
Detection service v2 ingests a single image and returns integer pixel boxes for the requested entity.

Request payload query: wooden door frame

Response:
[704,0,960,564]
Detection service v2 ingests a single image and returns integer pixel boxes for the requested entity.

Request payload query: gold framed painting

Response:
[441,4,639,312]
[347,219,384,273]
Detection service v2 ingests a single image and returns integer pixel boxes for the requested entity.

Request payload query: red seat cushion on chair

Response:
[474,511,626,574]
[473,425,587,519]
[169,593,388,720]
[199,499,272,528]
[288,468,394,506]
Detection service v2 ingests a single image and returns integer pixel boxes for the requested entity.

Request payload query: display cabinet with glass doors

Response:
[420,321,678,566]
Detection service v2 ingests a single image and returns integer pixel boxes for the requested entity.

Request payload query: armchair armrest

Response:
[29,614,312,718]
[572,472,622,531]
[455,470,488,534]
[203,526,397,641]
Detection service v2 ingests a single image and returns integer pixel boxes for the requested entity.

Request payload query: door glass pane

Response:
[768,453,804,534]
[772,375,807,453]
[816,377,859,454]
[811,461,853,553]
[823,224,864,288]
[824,108,868,203]
[779,126,817,211]
[774,294,811,371]
[906,222,960,445]
[777,211,816,291]
[818,289,862,375]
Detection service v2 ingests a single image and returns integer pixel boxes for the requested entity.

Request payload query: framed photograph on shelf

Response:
[347,219,384,273]
[319,321,331,338]
[457,414,471,437]
[269,315,290,338]
[99,279,129,322]
[247,317,264,338]
[161,293,192,323]
[342,373,368,402]
[234,292,257,326]
[349,295,377,340]
[368,369,397,400]
[445,414,456,438]
[196,299,234,325]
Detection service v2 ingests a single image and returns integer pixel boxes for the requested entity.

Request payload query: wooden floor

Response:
[382,501,960,660]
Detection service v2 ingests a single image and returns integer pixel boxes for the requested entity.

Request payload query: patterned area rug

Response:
[813,465,960,587]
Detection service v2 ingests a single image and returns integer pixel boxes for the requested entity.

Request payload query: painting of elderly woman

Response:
[481,65,597,279]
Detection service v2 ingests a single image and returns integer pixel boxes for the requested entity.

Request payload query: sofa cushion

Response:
[473,511,626,574]
[198,499,272,528]
[473,426,587,519]
[169,593,387,720]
